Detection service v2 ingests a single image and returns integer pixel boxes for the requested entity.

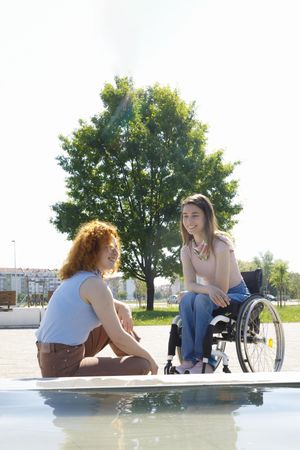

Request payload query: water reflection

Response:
[2,385,299,449]
[38,385,265,449]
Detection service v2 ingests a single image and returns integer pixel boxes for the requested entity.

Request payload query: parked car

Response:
[167,294,179,304]
[265,294,277,301]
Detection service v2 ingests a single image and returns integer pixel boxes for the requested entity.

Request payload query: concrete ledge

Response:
[0,307,43,328]
[1,371,300,391]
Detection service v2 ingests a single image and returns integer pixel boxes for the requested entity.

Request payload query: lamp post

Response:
[11,240,17,298]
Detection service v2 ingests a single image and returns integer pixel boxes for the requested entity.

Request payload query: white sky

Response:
[0,0,299,273]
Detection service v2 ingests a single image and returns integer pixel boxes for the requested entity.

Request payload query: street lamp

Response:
[11,240,17,298]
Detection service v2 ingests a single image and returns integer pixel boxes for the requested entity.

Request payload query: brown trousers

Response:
[36,326,150,378]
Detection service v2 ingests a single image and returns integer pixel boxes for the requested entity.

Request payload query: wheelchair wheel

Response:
[235,296,285,372]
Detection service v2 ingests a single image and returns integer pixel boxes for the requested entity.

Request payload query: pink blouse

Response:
[180,234,242,289]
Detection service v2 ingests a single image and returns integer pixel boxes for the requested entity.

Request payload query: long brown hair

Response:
[180,193,221,255]
[59,220,120,280]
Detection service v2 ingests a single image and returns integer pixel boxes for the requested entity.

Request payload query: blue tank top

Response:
[35,271,101,345]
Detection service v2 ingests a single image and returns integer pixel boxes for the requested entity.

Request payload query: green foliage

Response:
[117,290,127,300]
[270,260,289,307]
[253,251,274,293]
[238,260,258,272]
[288,272,300,299]
[51,77,241,310]
[239,253,300,300]
[133,278,147,307]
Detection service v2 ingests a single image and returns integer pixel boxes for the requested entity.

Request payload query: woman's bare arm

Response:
[182,248,230,307]
[80,277,158,373]
[214,247,230,293]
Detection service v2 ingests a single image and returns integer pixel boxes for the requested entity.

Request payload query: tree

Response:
[117,290,127,301]
[253,251,274,294]
[238,260,257,273]
[133,279,147,308]
[51,77,242,310]
[270,261,289,307]
[288,272,300,299]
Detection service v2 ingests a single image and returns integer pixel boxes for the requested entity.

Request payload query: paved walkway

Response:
[0,323,299,378]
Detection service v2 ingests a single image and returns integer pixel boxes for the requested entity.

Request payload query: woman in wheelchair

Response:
[175,193,250,374]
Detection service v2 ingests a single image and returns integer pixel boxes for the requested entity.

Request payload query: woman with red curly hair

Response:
[36,220,158,377]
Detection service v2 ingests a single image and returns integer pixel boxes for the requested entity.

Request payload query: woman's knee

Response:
[194,294,214,312]
[180,291,196,306]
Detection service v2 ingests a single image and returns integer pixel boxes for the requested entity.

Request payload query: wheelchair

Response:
[164,269,285,374]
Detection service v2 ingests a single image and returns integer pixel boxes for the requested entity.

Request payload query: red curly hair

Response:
[59,220,121,280]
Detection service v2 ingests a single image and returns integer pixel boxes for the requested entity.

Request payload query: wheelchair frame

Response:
[164,269,285,374]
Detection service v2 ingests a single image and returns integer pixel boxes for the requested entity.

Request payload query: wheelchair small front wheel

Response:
[236,297,285,372]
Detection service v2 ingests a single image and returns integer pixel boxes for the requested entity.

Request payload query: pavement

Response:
[0,323,300,379]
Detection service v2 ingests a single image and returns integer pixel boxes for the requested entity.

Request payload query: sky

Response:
[0,0,299,274]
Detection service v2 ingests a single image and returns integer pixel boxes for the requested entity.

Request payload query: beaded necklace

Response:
[191,239,209,261]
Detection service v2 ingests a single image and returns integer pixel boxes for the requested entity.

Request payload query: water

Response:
[1,385,300,449]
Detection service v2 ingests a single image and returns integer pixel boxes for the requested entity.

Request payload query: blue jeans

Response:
[179,280,250,363]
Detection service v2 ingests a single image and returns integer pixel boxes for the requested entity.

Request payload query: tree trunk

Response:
[279,288,283,308]
[145,273,155,311]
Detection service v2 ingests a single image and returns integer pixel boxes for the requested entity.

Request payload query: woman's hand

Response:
[207,285,230,308]
[148,357,159,375]
[115,302,133,333]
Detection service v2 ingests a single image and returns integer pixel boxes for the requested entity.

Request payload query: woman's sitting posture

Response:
[36,220,158,377]
[176,194,249,374]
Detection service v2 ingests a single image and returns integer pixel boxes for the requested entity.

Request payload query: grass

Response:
[132,304,300,326]
[270,305,300,322]
[132,306,179,325]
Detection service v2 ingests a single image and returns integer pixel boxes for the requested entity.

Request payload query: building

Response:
[0,268,136,301]
[0,268,61,299]
[105,273,135,300]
